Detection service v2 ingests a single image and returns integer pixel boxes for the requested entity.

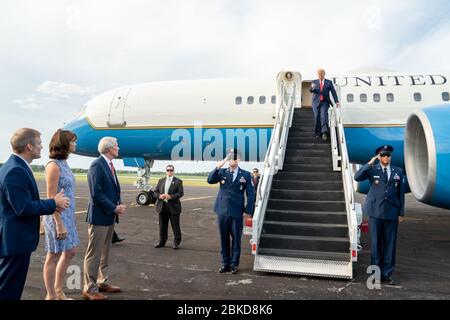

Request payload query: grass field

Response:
[33,172,214,187]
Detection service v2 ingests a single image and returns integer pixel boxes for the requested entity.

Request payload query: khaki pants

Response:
[83,224,115,293]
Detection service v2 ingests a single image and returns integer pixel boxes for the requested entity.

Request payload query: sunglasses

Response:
[166,169,174,172]
[379,153,391,157]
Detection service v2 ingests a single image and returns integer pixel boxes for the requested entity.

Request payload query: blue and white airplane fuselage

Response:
[64,72,450,209]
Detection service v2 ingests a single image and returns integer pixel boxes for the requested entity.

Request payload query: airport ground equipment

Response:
[251,71,361,279]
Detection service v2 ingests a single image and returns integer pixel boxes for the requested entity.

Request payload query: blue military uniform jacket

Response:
[309,79,339,108]
[207,167,255,218]
[86,156,122,226]
[354,163,405,220]
[0,155,56,255]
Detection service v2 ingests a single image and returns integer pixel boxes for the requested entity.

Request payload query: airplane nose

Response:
[63,115,96,157]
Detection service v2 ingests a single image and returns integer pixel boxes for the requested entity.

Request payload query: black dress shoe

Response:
[154,242,165,248]
[231,267,238,274]
[112,235,126,244]
[173,242,180,249]
[322,133,327,141]
[218,266,230,273]
[382,277,396,285]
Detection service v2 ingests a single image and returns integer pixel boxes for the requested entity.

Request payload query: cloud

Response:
[1,0,450,170]
[12,80,96,112]
[35,81,96,99]
[13,96,41,110]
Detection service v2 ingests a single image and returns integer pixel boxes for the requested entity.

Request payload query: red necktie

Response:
[320,80,324,101]
[110,162,116,178]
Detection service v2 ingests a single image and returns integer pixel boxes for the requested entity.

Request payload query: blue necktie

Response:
[383,168,388,182]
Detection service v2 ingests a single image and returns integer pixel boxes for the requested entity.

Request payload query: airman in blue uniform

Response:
[207,149,254,274]
[354,145,405,285]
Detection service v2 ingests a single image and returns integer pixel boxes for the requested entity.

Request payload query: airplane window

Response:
[414,92,422,102]
[259,96,266,104]
[347,94,354,103]
[373,93,381,102]
[271,95,276,104]
[387,93,394,102]
[235,96,242,105]
[360,94,367,103]
[442,92,449,101]
[247,96,254,104]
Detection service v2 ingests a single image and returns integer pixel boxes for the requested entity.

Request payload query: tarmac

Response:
[21,180,450,300]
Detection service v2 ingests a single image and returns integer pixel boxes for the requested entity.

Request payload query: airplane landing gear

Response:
[135,158,156,206]
[136,191,152,206]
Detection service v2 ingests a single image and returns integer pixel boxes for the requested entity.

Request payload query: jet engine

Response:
[404,104,450,209]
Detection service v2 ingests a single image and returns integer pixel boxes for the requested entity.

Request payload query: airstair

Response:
[250,71,362,279]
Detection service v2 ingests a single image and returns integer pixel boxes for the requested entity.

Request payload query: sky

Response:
[1,0,449,173]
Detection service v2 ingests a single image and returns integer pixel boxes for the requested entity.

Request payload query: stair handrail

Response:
[251,71,301,254]
[329,95,359,262]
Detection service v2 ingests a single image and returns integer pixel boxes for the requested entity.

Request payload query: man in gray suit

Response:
[153,165,184,249]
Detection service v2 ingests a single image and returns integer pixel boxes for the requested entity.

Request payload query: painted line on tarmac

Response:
[181,196,213,202]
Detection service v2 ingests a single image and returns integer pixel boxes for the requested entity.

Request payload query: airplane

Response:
[64,71,450,210]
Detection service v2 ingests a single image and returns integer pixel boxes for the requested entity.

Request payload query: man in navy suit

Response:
[0,128,70,300]
[354,145,405,285]
[82,137,126,300]
[207,149,254,274]
[309,68,340,141]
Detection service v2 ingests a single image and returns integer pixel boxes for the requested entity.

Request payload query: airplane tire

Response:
[136,191,151,206]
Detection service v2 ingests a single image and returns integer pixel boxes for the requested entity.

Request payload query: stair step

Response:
[287,137,329,144]
[275,171,342,181]
[289,126,316,132]
[286,143,330,150]
[262,220,348,237]
[271,180,342,190]
[284,156,332,165]
[270,189,345,201]
[294,108,314,113]
[288,131,320,138]
[259,233,349,253]
[267,199,346,212]
[285,149,332,157]
[292,120,315,126]
[281,163,335,173]
[292,120,314,123]
[257,247,350,262]
[266,209,348,224]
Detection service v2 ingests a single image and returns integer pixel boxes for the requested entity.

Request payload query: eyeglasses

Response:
[166,169,174,172]
[380,153,391,157]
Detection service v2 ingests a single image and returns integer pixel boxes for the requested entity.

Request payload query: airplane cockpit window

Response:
[360,94,367,103]
[387,93,394,102]
[442,92,449,101]
[235,96,242,105]
[271,95,276,104]
[247,96,254,104]
[259,96,266,104]
[414,92,422,102]
[347,94,354,103]
[373,93,381,102]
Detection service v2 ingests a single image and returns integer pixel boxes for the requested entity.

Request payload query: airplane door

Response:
[108,88,131,127]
